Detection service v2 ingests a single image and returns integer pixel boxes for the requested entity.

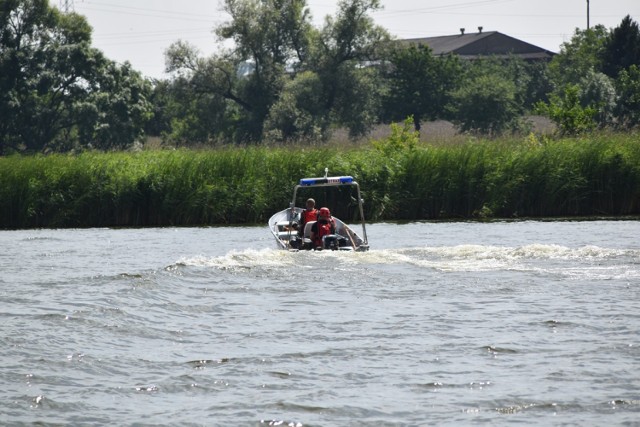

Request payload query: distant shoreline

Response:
[1,130,638,229]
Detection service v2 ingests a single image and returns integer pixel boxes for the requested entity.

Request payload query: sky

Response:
[66,0,640,79]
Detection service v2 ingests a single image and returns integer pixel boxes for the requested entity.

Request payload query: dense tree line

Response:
[1,0,639,153]
[539,16,640,134]
[0,0,151,154]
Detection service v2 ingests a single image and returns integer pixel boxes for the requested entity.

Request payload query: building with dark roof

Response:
[403,29,556,61]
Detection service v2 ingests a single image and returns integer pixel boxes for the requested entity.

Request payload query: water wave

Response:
[359,244,640,277]
[173,249,298,271]
[171,244,640,279]
[394,244,639,262]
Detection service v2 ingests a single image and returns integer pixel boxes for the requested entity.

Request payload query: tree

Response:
[166,0,313,142]
[145,78,231,145]
[77,61,152,150]
[305,0,388,138]
[0,0,89,153]
[497,55,555,111]
[535,85,598,135]
[579,70,616,128]
[520,60,554,108]
[263,71,326,142]
[329,64,385,138]
[0,0,152,153]
[165,0,389,143]
[548,25,609,87]
[449,73,521,136]
[383,44,462,132]
[615,65,640,128]
[602,15,640,79]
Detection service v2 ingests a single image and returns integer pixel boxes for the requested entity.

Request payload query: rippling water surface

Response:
[1,221,639,426]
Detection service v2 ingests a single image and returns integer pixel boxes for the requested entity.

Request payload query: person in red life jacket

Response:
[310,207,336,248]
[298,198,318,236]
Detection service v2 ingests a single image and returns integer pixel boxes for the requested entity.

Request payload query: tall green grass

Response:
[393,133,640,219]
[1,133,639,229]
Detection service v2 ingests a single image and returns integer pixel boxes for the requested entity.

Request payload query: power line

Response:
[374,0,519,17]
[59,0,74,13]
[78,1,222,22]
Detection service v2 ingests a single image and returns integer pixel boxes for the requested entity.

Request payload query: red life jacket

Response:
[301,209,318,225]
[313,219,335,247]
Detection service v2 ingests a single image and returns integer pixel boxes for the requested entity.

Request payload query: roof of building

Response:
[402,31,556,60]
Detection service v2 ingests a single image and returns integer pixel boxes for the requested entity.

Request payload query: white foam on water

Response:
[177,248,299,270]
[173,244,640,279]
[348,244,640,277]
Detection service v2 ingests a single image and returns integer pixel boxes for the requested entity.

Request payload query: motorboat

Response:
[268,170,369,251]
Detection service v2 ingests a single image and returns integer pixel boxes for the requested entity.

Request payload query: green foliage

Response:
[0,0,152,153]
[146,77,231,145]
[615,65,640,128]
[313,0,386,65]
[0,148,314,227]
[395,133,640,219]
[383,44,462,131]
[2,132,639,228]
[396,142,497,219]
[164,0,388,144]
[155,5,640,146]
[579,70,617,127]
[548,25,609,87]
[602,15,640,79]
[263,71,326,142]
[367,116,419,217]
[331,66,384,139]
[545,16,640,132]
[518,60,554,109]
[535,85,598,135]
[4,2,640,153]
[165,0,314,141]
[81,62,152,150]
[298,0,388,140]
[217,0,312,65]
[371,116,418,156]
[450,72,522,136]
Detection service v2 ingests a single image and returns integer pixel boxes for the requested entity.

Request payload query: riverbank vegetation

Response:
[1,126,638,229]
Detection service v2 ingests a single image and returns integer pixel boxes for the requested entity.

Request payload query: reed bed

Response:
[397,133,640,218]
[1,133,639,229]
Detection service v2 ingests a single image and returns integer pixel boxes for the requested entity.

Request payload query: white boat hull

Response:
[268,173,369,251]
[268,208,368,251]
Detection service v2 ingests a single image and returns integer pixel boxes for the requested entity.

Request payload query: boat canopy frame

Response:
[289,171,368,247]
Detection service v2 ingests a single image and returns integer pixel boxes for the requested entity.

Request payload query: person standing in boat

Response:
[298,198,318,236]
[311,207,336,248]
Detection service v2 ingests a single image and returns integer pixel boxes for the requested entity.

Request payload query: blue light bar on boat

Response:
[299,176,354,186]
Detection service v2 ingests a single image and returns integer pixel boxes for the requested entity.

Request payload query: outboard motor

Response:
[322,234,348,250]
[302,238,314,250]
[288,235,301,249]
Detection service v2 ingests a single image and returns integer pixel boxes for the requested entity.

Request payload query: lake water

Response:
[1,220,639,426]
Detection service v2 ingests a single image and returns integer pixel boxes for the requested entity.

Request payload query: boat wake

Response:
[171,244,640,280]
[174,249,298,270]
[365,244,640,280]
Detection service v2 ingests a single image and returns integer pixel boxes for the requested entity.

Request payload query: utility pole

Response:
[59,0,74,13]
[587,0,590,29]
